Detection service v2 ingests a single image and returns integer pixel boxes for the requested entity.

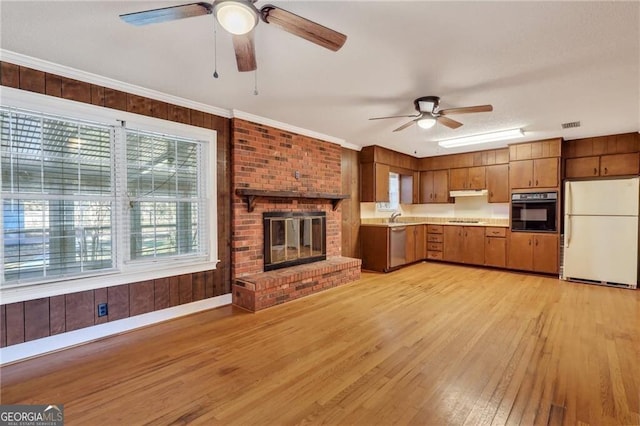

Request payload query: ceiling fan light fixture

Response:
[214,0,258,35]
[417,116,437,129]
[438,128,524,148]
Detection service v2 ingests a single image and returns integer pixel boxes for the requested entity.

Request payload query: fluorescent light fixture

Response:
[214,0,258,35]
[438,128,525,148]
[417,117,436,129]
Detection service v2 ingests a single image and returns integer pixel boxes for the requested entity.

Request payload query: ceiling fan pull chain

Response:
[213,19,219,79]
[254,69,259,96]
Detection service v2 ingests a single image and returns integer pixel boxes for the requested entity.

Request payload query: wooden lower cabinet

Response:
[508,232,559,274]
[360,226,390,272]
[405,225,426,264]
[443,226,485,265]
[484,227,507,268]
[426,225,444,260]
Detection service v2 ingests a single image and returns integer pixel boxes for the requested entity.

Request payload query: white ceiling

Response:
[1,1,639,157]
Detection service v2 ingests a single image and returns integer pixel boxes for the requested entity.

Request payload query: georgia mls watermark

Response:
[0,405,64,426]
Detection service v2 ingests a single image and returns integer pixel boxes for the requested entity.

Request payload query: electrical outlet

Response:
[97,303,108,317]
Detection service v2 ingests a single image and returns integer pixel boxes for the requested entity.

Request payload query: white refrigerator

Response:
[562,177,639,288]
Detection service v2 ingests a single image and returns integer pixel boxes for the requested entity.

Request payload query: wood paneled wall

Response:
[0,271,228,347]
[341,148,360,258]
[0,61,232,347]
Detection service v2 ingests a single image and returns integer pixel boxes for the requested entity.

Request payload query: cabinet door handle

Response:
[528,239,532,246]
[593,167,597,175]
[430,193,433,199]
[528,180,532,186]
[535,179,538,186]
[535,239,539,246]
[488,239,491,244]
[465,231,468,237]
[604,167,608,175]
[490,191,494,197]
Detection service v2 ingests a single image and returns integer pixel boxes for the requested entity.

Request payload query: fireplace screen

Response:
[263,211,326,271]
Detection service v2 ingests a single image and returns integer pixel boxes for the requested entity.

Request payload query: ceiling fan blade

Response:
[440,104,493,115]
[260,6,347,51]
[437,116,464,129]
[232,33,257,72]
[393,119,418,132]
[369,114,420,121]
[120,2,212,26]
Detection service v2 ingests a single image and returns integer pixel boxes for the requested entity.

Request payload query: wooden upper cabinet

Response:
[400,174,414,204]
[565,156,600,178]
[360,162,390,202]
[449,166,485,190]
[510,158,558,189]
[421,170,449,203]
[510,138,561,161]
[468,167,486,189]
[509,160,534,189]
[486,164,509,203]
[600,153,639,177]
[564,133,639,178]
[566,152,638,178]
[533,157,559,188]
[449,168,468,191]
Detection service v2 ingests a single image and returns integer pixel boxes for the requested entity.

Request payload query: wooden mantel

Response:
[235,189,350,212]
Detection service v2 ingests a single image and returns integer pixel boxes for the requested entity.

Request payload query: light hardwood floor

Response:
[1,262,639,425]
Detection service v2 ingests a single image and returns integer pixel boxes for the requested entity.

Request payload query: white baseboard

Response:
[0,294,232,365]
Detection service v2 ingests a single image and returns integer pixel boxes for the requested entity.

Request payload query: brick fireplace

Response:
[231,118,361,311]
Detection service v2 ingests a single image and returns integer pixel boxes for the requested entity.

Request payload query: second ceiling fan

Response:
[370,96,493,132]
[120,0,347,72]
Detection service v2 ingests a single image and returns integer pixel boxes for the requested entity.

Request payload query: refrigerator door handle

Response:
[566,181,572,216]
[565,215,571,248]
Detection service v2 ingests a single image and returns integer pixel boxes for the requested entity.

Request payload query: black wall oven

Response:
[511,192,558,232]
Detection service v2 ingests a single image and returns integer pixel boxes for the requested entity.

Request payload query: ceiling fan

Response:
[369,96,493,132]
[119,1,347,72]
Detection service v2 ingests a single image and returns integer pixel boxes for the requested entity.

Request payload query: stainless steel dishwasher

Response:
[389,226,407,268]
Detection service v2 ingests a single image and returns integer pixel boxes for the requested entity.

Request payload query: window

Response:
[1,108,115,283]
[1,101,215,290]
[125,129,205,261]
[376,172,400,211]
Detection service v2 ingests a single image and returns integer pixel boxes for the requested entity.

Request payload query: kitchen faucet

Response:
[390,211,402,223]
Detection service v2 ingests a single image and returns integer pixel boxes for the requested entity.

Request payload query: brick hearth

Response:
[233,257,361,312]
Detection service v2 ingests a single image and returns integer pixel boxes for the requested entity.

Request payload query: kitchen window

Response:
[376,172,400,211]
[0,90,217,296]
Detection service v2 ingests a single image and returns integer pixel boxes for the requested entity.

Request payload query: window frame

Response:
[0,87,218,304]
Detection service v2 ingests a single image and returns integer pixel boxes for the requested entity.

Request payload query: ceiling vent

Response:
[561,121,581,129]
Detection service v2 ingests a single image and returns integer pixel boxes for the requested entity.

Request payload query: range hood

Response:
[449,189,488,197]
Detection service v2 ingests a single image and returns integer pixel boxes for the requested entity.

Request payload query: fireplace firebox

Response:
[263,211,326,271]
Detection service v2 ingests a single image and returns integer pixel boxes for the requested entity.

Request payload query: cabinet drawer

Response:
[427,251,443,260]
[485,227,506,237]
[427,242,443,251]
[427,225,443,234]
[427,234,444,243]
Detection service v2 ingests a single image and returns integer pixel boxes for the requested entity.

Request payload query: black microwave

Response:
[511,192,558,232]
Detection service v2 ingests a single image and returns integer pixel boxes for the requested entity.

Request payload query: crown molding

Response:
[0,49,231,118]
[0,50,361,151]
[232,109,360,150]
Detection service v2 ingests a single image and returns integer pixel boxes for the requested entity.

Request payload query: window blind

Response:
[1,107,115,283]
[125,129,205,260]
